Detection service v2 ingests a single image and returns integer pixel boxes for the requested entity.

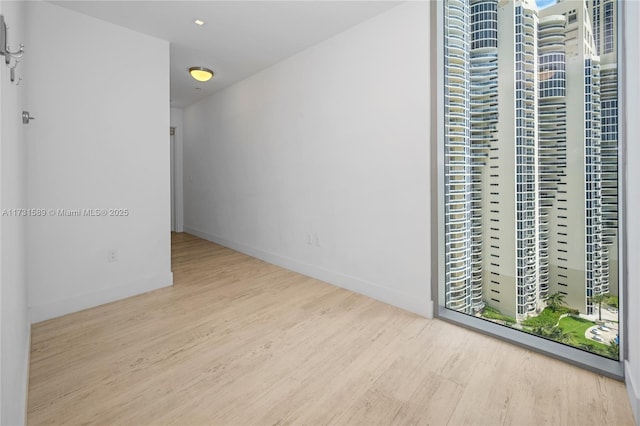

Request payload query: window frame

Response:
[430,0,626,380]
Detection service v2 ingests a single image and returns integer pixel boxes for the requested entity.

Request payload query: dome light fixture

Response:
[189,67,214,82]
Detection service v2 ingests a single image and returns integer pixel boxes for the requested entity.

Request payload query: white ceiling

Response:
[51,1,402,108]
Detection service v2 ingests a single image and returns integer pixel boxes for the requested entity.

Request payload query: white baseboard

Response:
[626,360,640,426]
[183,226,433,318]
[29,272,173,323]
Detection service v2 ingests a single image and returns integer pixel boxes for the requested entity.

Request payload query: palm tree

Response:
[544,292,567,312]
[548,327,572,344]
[531,326,571,343]
[532,326,552,337]
[607,339,620,359]
[589,293,610,321]
[578,342,595,352]
[558,330,573,344]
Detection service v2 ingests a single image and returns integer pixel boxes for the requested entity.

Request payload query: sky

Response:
[536,0,558,9]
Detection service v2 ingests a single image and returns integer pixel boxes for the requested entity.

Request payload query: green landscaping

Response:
[558,316,607,350]
[479,298,619,360]
[480,306,516,324]
[520,306,576,328]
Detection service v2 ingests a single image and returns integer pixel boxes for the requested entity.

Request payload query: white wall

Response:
[170,107,184,232]
[182,1,640,419]
[183,2,431,317]
[623,1,640,423]
[25,1,173,323]
[0,2,29,423]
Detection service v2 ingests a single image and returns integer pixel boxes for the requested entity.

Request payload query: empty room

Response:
[0,0,638,425]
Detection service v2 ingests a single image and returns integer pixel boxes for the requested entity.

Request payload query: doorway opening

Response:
[170,126,177,232]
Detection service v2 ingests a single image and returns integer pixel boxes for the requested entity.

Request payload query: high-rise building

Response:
[538,12,567,303]
[537,0,605,315]
[470,0,499,313]
[480,0,540,321]
[444,0,473,312]
[444,0,615,320]
[591,0,617,57]
[590,0,618,296]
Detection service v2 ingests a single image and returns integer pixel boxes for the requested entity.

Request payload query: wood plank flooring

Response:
[27,232,635,425]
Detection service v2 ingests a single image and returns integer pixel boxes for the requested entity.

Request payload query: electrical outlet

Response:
[108,249,118,263]
[313,233,320,247]
[306,233,313,245]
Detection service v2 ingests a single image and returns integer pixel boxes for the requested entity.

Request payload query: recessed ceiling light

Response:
[194,19,205,26]
[189,67,214,82]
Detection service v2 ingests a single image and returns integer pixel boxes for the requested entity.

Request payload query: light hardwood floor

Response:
[27,233,635,425]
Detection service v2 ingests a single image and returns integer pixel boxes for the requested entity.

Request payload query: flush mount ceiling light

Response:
[193,19,205,26]
[189,67,214,82]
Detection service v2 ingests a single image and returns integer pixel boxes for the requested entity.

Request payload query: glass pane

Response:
[442,0,619,360]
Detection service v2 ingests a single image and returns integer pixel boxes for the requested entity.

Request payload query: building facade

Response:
[590,0,618,296]
[444,0,615,320]
[538,0,605,315]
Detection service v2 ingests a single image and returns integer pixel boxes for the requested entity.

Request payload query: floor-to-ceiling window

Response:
[437,0,623,377]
